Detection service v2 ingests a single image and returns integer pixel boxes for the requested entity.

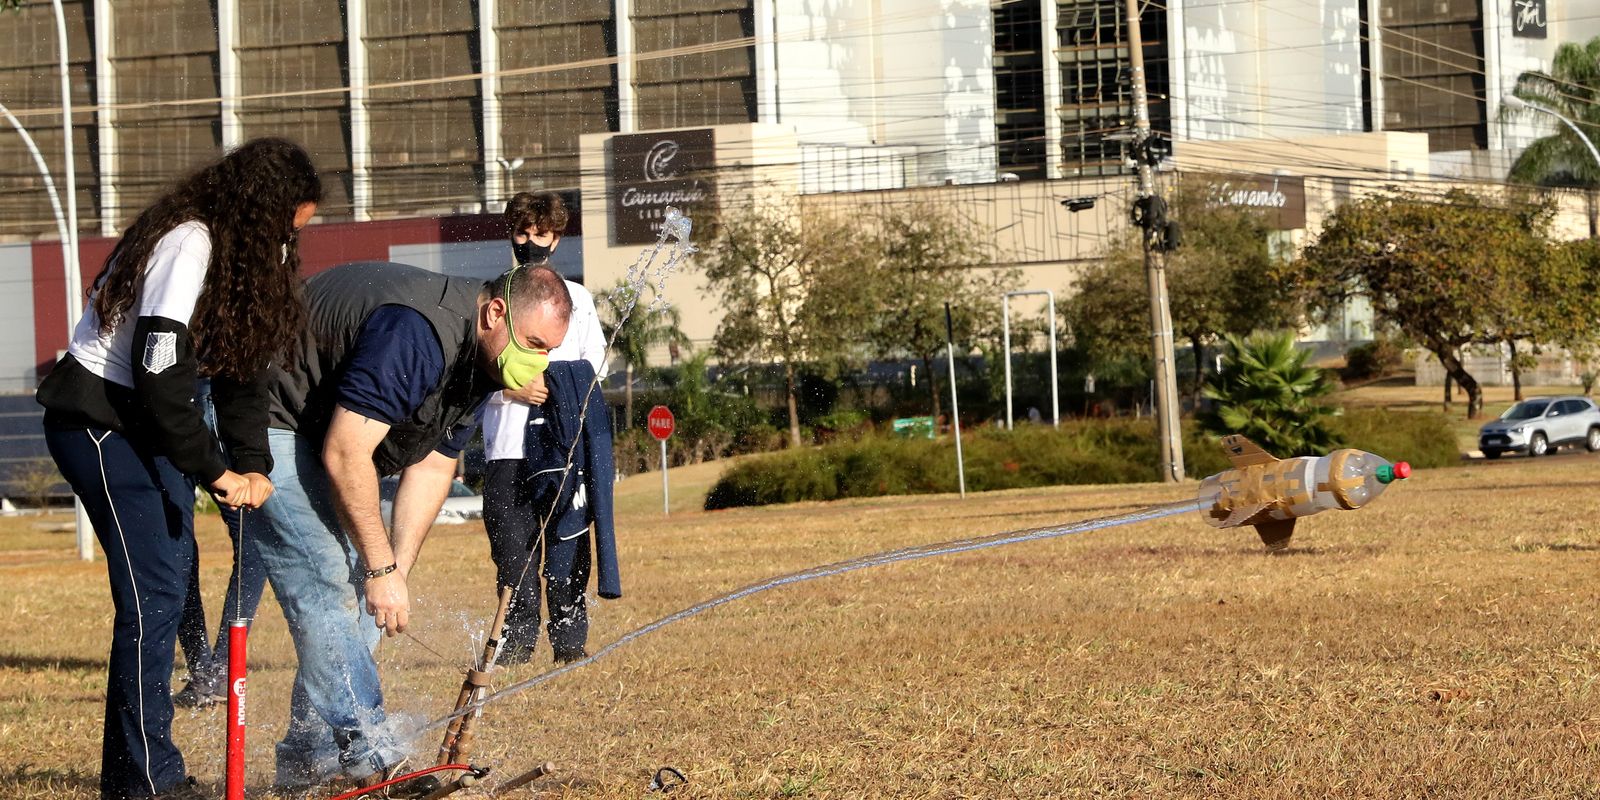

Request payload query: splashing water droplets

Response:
[662,206,693,244]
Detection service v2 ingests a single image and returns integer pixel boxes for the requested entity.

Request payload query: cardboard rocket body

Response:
[1198,435,1409,550]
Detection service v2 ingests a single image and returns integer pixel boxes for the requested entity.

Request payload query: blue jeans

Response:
[255,429,403,785]
[176,381,269,688]
[176,504,266,688]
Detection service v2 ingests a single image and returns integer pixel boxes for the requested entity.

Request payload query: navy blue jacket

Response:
[524,360,620,599]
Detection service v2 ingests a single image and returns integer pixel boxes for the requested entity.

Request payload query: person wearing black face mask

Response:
[481,191,614,665]
[513,237,552,265]
[508,191,562,266]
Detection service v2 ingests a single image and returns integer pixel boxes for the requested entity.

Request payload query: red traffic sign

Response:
[647,405,675,441]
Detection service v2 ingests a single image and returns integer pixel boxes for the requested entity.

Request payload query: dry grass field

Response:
[4,447,1600,798]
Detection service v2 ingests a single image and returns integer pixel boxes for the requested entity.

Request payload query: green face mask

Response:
[496,266,551,390]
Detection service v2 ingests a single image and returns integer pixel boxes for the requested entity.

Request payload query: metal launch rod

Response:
[436,585,514,766]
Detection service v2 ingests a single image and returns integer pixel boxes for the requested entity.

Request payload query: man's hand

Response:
[365,570,410,636]
[242,473,275,508]
[210,469,251,509]
[501,373,548,406]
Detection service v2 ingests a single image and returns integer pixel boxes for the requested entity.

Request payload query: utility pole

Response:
[1124,0,1185,482]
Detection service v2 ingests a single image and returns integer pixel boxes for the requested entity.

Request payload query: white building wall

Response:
[770,0,878,145]
[0,243,37,392]
[1486,0,1600,154]
[878,0,997,183]
[1174,0,1365,143]
[769,0,997,185]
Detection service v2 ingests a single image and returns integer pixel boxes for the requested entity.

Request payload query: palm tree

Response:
[596,280,692,429]
[1201,331,1340,457]
[1505,37,1600,236]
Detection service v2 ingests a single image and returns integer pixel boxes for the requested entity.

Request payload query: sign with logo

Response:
[609,129,716,245]
[1202,173,1307,230]
[1512,0,1547,39]
[232,678,246,723]
[647,405,676,441]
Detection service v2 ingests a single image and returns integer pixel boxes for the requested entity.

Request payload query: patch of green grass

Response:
[778,770,824,797]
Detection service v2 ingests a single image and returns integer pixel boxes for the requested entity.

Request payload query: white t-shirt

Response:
[482,279,608,461]
[68,221,211,388]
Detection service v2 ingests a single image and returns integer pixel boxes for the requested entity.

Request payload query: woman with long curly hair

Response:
[36,137,321,800]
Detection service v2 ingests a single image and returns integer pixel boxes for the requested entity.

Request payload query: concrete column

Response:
[1164,0,1187,143]
[1484,0,1506,151]
[753,0,778,124]
[92,0,117,235]
[1367,0,1385,133]
[1040,0,1062,179]
[615,0,636,132]
[347,0,371,220]
[479,0,503,209]
[218,0,242,149]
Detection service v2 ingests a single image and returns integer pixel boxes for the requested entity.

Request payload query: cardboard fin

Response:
[1221,435,1278,468]
[1219,502,1270,528]
[1255,518,1296,551]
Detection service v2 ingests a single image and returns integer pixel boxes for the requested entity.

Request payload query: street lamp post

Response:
[0,100,92,559]
[1504,94,1600,168]
[49,0,92,561]
[496,156,525,196]
[51,0,81,330]
[0,103,71,308]
[1504,94,1600,238]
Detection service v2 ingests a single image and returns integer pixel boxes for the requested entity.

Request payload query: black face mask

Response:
[513,240,552,265]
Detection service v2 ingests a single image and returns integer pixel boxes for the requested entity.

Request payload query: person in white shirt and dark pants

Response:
[480,191,610,664]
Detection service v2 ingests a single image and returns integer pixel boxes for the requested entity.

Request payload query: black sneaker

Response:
[173,678,225,709]
[154,777,211,800]
[552,647,589,666]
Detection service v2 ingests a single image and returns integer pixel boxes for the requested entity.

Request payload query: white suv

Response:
[1478,396,1600,459]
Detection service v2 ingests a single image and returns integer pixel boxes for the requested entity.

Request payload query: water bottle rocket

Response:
[1197,435,1411,550]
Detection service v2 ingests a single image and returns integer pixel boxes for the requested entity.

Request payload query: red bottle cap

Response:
[1394,461,1412,480]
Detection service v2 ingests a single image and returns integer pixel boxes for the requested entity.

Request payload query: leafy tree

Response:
[1472,197,1562,401]
[1504,37,1600,235]
[865,202,1017,423]
[649,350,769,463]
[1060,255,1147,367]
[1546,238,1600,391]
[1201,331,1339,457]
[702,202,878,447]
[1298,189,1551,419]
[595,279,691,429]
[1064,180,1299,403]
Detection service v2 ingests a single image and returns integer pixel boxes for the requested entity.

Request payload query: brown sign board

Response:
[608,128,716,245]
[1201,173,1307,230]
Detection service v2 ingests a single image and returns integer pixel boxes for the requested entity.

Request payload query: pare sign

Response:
[647,405,675,441]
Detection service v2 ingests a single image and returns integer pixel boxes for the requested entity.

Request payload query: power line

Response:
[2,0,1596,234]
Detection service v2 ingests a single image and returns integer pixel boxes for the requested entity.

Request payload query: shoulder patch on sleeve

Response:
[142,331,178,374]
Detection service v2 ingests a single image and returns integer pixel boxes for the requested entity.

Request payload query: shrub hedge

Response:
[703,408,1459,509]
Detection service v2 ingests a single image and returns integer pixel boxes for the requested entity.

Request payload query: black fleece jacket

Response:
[37,316,272,483]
